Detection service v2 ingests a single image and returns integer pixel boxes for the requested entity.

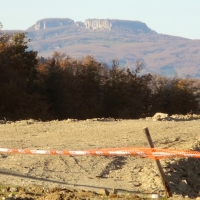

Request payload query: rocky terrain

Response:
[0,113,200,199]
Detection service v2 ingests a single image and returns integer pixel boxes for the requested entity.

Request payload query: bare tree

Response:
[0,22,2,30]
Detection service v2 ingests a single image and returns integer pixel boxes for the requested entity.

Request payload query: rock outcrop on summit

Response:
[84,19,154,33]
[28,18,75,30]
[29,18,154,34]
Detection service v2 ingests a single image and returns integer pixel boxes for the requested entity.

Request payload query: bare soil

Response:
[0,118,200,199]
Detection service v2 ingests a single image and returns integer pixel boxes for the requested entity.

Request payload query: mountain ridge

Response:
[27,18,155,33]
[7,18,200,78]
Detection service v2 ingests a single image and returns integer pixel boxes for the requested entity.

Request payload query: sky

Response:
[1,0,200,39]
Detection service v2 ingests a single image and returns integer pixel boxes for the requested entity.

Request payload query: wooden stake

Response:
[143,127,172,198]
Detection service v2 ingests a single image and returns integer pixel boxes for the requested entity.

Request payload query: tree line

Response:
[0,32,200,121]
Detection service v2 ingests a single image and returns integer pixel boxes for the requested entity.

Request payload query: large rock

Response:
[34,18,74,30]
[152,113,170,121]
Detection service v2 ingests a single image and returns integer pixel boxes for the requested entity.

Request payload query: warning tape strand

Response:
[0,147,200,160]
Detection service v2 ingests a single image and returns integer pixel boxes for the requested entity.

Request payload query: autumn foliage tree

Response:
[102,60,152,118]
[149,75,200,115]
[0,32,49,120]
[37,54,105,119]
[0,32,200,120]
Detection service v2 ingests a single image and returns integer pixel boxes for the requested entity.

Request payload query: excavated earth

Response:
[0,114,200,199]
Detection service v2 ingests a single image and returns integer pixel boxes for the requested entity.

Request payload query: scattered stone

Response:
[9,187,18,192]
[132,168,142,173]
[26,119,36,124]
[97,117,116,122]
[109,193,118,198]
[0,154,7,158]
[160,136,181,145]
[66,118,78,122]
[133,181,142,187]
[190,139,200,150]
[111,188,117,194]
[150,113,200,121]
[152,113,170,121]
[178,180,188,192]
[8,193,15,198]
[130,194,141,199]
[99,189,109,196]
[17,120,29,126]
[0,120,6,124]
[145,117,152,120]
[1,188,7,193]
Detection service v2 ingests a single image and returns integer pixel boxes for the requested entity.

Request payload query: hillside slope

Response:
[23,18,200,77]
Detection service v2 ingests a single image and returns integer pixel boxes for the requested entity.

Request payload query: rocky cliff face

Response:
[85,19,112,30]
[34,18,74,30]
[84,19,154,33]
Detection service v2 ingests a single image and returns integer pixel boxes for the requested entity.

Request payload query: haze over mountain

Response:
[19,18,200,77]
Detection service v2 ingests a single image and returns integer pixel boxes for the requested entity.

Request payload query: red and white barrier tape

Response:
[0,147,200,160]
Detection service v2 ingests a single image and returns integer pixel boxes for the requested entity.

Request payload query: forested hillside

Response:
[0,32,200,121]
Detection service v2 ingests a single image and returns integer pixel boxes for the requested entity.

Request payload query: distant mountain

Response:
[22,18,200,77]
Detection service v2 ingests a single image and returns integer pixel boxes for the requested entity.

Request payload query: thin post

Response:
[143,127,172,198]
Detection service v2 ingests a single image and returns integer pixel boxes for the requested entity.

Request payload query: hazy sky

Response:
[1,0,200,39]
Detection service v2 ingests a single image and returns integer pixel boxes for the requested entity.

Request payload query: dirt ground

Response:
[0,116,200,199]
